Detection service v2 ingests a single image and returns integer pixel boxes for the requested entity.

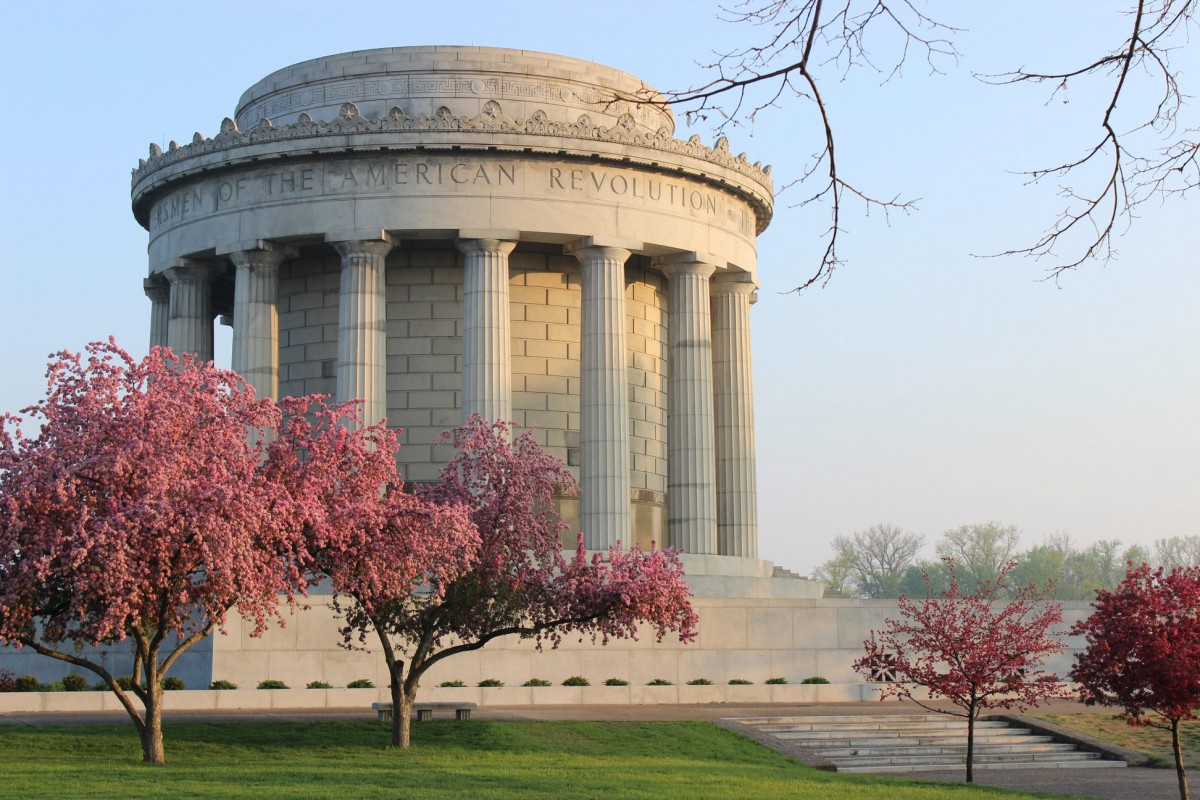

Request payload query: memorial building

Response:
[0,48,1092,698]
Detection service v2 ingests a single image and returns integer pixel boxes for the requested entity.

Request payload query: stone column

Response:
[660,258,718,555]
[229,244,292,401]
[711,276,758,558]
[571,244,633,550]
[331,234,394,428]
[163,260,219,361]
[143,277,169,350]
[457,237,517,423]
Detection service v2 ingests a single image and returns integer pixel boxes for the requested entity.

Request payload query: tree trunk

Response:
[965,708,976,784]
[399,684,416,749]
[1172,717,1190,800]
[140,680,165,764]
[389,659,405,748]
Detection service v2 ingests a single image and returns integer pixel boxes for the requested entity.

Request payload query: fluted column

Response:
[571,244,632,550]
[660,259,718,554]
[457,237,516,423]
[332,236,394,427]
[230,245,291,401]
[711,277,758,558]
[143,277,169,350]
[163,260,218,361]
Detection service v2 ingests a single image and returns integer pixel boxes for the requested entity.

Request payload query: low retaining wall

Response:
[0,682,888,713]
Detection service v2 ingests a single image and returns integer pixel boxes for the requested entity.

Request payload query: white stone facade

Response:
[119,45,862,691]
[133,46,771,558]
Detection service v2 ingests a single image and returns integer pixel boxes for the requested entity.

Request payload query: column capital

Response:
[217,239,298,257]
[229,245,295,270]
[656,260,717,281]
[456,238,517,256]
[163,258,220,284]
[143,275,169,301]
[330,238,395,261]
[566,235,640,262]
[710,273,758,296]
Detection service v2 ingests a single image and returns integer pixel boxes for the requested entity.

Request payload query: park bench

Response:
[371,701,477,722]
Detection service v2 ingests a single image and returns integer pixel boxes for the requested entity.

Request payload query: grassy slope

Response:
[0,720,1085,800]
[1034,713,1199,768]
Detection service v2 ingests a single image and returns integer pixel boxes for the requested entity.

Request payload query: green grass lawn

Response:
[1034,712,1199,768]
[0,720,1086,799]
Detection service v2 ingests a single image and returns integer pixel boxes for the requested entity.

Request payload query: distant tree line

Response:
[811,523,1200,601]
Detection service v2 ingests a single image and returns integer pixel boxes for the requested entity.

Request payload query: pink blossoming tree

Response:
[0,341,310,763]
[853,559,1072,782]
[331,416,698,748]
[262,399,479,747]
[1071,564,1200,800]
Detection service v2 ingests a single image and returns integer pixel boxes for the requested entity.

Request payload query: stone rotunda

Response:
[129,47,850,690]
[134,46,775,567]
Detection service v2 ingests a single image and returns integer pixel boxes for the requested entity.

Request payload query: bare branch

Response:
[616,0,958,291]
[979,0,1198,281]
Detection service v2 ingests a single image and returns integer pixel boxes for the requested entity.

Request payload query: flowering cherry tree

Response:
[332,416,698,748]
[853,559,1072,782]
[262,400,479,747]
[0,341,310,763]
[1071,564,1200,800]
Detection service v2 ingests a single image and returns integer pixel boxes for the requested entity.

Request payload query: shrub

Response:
[801,676,830,684]
[115,675,134,691]
[210,679,238,690]
[0,670,16,692]
[647,678,673,686]
[478,678,504,687]
[765,677,788,685]
[562,676,590,686]
[604,677,629,686]
[438,680,466,688]
[257,679,288,689]
[728,678,753,685]
[62,674,88,692]
[523,678,552,687]
[686,678,713,685]
[43,680,66,692]
[161,676,185,691]
[15,675,40,692]
[346,678,375,689]
[306,681,332,689]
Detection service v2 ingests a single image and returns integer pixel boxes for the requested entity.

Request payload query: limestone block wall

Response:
[273,242,670,540]
[205,596,1096,690]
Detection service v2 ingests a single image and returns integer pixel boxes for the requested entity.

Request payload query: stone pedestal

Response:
[573,244,632,550]
[711,278,758,558]
[458,237,517,423]
[332,236,394,427]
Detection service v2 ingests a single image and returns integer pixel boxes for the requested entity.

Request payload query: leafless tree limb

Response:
[619,1,960,291]
[977,0,1198,282]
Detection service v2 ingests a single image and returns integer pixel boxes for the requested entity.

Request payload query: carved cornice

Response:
[133,100,774,198]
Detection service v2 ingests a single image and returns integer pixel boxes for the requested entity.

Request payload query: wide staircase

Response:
[735,713,1128,773]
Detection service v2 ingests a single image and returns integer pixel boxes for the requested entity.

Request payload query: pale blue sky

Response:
[1,1,1195,575]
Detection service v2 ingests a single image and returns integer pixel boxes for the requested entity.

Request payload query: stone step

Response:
[756,720,1009,733]
[771,726,1030,741]
[732,713,1129,773]
[841,759,1129,774]
[814,742,1081,758]
[741,714,966,725]
[831,750,1105,768]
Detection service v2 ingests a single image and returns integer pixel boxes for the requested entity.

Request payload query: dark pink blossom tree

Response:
[334,416,698,748]
[853,560,1072,782]
[263,400,479,747]
[0,341,309,763]
[1071,564,1200,800]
